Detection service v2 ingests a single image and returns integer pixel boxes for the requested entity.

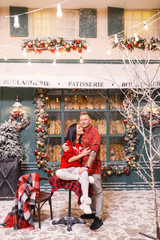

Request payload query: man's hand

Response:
[62,143,69,152]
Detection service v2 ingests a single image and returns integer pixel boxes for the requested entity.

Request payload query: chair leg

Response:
[52,189,86,231]
[49,198,53,220]
[38,203,41,228]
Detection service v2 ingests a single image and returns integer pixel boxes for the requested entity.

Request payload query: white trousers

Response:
[56,167,89,199]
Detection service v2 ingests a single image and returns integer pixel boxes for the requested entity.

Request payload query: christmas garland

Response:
[34,89,57,176]
[22,38,88,54]
[8,108,31,131]
[141,104,160,130]
[113,36,160,51]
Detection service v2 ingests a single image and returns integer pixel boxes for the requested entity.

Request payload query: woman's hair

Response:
[65,123,81,146]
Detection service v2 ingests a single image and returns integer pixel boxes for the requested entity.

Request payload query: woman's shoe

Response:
[80,196,92,214]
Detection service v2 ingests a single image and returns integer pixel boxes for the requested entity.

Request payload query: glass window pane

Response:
[46,138,61,161]
[46,90,61,109]
[32,10,52,36]
[133,11,141,19]
[55,10,77,38]
[101,137,107,161]
[109,89,124,109]
[110,112,125,135]
[48,112,61,135]
[124,9,159,37]
[64,90,106,110]
[110,137,125,161]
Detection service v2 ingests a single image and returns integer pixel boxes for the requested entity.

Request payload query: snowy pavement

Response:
[0,190,159,240]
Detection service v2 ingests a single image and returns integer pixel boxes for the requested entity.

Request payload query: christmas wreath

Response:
[8,108,31,131]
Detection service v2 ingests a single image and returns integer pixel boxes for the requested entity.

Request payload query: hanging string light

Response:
[106,48,111,55]
[0,4,159,58]
[114,34,118,44]
[52,59,56,66]
[86,44,91,52]
[134,33,139,41]
[56,49,60,56]
[14,15,20,29]
[80,56,84,63]
[143,21,148,30]
[4,55,8,61]
[22,48,27,57]
[57,4,62,17]
[28,59,31,66]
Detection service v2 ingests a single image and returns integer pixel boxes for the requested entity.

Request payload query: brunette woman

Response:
[56,123,94,214]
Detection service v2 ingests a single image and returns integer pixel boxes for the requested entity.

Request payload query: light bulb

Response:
[53,59,56,66]
[106,49,111,55]
[14,15,20,29]
[56,50,60,56]
[4,55,8,61]
[80,57,84,63]
[143,21,148,30]
[87,46,91,52]
[22,48,27,57]
[114,34,118,44]
[28,60,31,66]
[134,33,139,42]
[57,4,62,17]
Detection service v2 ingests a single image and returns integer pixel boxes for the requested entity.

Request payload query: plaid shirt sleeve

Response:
[81,126,102,174]
[82,126,101,153]
[90,129,101,153]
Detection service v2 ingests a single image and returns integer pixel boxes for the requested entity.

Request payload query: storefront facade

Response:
[0,2,160,193]
[0,59,160,192]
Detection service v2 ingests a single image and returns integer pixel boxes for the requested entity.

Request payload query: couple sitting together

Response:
[56,111,103,230]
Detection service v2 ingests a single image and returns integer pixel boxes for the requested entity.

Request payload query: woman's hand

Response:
[82,147,91,156]
[62,143,69,152]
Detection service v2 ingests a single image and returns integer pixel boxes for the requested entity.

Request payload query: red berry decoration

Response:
[34,150,38,155]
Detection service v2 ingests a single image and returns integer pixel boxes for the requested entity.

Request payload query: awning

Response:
[0,62,159,89]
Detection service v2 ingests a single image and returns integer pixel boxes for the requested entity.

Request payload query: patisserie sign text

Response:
[68,81,104,88]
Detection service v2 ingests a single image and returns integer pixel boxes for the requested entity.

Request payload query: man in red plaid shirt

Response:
[78,111,103,230]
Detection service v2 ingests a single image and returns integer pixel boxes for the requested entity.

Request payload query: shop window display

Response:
[45,89,125,165]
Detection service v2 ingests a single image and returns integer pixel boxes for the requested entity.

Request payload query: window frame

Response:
[28,9,79,39]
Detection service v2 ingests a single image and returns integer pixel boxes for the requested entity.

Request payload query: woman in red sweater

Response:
[56,123,94,214]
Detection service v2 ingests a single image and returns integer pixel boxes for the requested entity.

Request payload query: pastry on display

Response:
[110,144,125,161]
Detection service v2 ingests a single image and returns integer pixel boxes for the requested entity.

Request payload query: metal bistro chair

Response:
[33,177,53,228]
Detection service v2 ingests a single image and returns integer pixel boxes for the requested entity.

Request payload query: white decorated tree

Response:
[98,40,160,239]
[0,121,26,162]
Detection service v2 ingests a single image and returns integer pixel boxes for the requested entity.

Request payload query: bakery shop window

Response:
[46,89,125,163]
